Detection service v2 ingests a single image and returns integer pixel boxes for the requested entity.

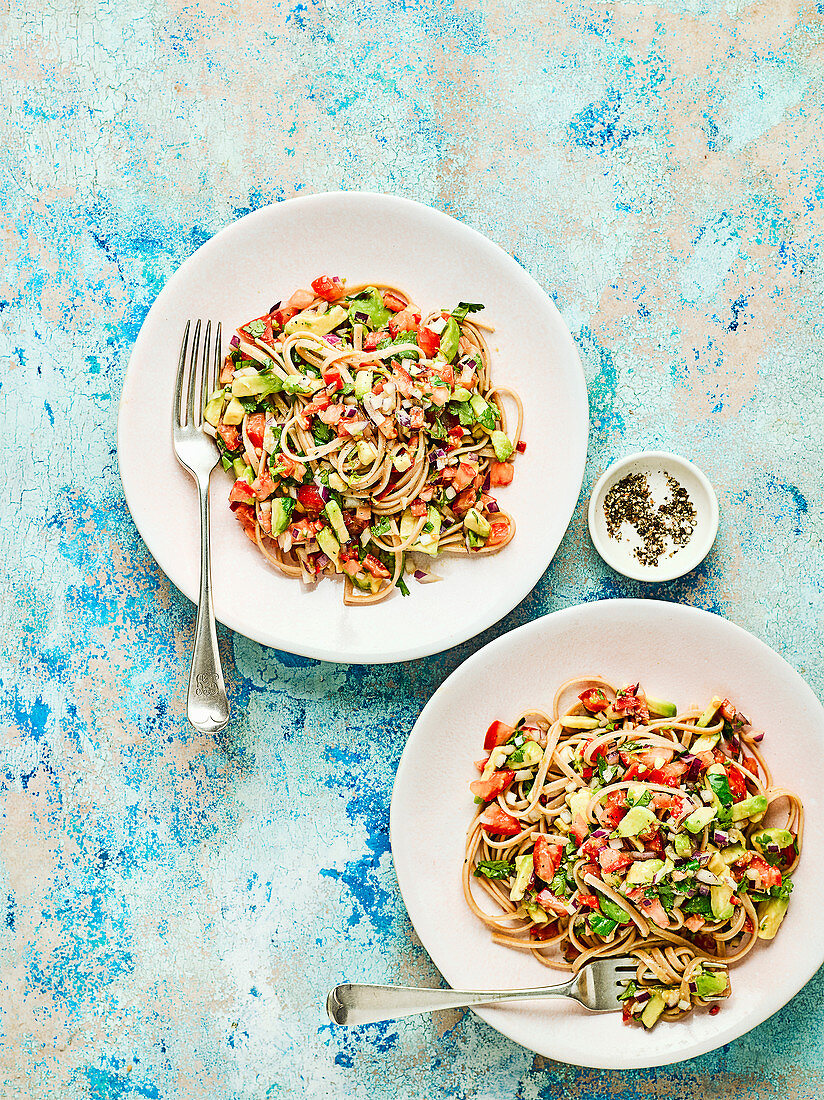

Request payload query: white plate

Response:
[118,193,588,663]
[391,599,824,1068]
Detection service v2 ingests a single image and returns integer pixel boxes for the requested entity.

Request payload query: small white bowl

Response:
[588,451,719,582]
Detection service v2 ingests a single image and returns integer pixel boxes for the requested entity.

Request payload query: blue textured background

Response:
[2,0,823,1096]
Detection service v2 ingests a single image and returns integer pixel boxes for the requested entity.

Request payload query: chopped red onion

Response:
[764,841,781,854]
[353,311,369,324]
[688,981,698,994]
[751,732,764,743]
[269,301,281,313]
[634,989,651,1004]
[230,334,240,348]
[697,851,712,866]
[414,570,427,580]
[397,409,411,428]
[486,500,500,513]
[606,750,619,765]
[482,473,491,492]
[682,755,703,781]
[325,334,342,345]
[696,883,710,897]
[591,828,609,839]
[315,553,331,571]
[713,829,731,848]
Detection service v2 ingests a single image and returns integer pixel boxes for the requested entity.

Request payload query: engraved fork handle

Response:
[187,473,229,733]
[326,978,579,1026]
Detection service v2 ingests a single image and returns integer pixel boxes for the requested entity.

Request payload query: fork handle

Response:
[187,474,229,733]
[327,979,577,1027]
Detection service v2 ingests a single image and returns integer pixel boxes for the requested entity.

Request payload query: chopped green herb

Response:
[473,860,515,880]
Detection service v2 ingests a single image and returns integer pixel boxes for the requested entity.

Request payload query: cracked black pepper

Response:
[603,471,697,567]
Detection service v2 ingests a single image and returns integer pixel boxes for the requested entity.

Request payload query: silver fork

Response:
[327,956,638,1026]
[172,320,230,734]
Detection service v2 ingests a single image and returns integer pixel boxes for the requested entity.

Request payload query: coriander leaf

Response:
[708,772,733,807]
[474,860,515,880]
[451,302,484,323]
[618,980,638,1002]
[590,914,617,938]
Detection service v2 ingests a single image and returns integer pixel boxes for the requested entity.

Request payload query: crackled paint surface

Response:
[2,0,824,1096]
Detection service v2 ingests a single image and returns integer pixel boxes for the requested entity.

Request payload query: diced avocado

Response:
[451,386,472,402]
[757,896,790,940]
[222,396,246,425]
[616,806,657,838]
[357,439,378,465]
[707,852,727,877]
[559,716,601,730]
[598,896,633,924]
[683,805,717,834]
[694,970,729,998]
[524,900,549,924]
[324,500,350,544]
[626,859,664,886]
[697,697,723,728]
[729,794,768,822]
[691,733,720,753]
[271,497,295,537]
[509,853,533,902]
[282,374,319,396]
[399,508,417,542]
[511,740,544,767]
[347,287,391,329]
[350,570,377,592]
[412,506,442,556]
[316,525,340,564]
[752,828,795,855]
[469,393,497,432]
[284,304,348,335]
[567,789,592,821]
[641,993,666,1029]
[204,391,225,426]
[231,369,283,398]
[646,697,677,718]
[232,458,253,482]
[439,317,460,362]
[464,508,491,538]
[711,883,735,921]
[491,430,514,462]
[717,844,746,866]
[674,833,694,858]
[354,370,373,399]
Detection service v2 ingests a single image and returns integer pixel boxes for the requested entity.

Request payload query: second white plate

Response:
[391,599,824,1067]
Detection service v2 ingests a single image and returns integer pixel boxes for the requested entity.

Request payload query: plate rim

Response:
[117,190,589,663]
[390,597,824,1067]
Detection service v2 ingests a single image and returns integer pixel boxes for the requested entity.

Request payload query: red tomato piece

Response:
[533,836,563,882]
[417,324,440,357]
[516,439,527,453]
[579,687,609,713]
[535,890,570,916]
[600,790,628,829]
[489,461,514,487]
[252,469,274,501]
[487,519,511,547]
[322,366,343,391]
[478,804,521,837]
[296,485,327,514]
[579,834,609,860]
[241,315,274,345]
[483,720,514,751]
[311,274,346,302]
[388,308,418,336]
[245,412,266,449]
[362,554,390,579]
[271,306,298,330]
[228,479,255,505]
[451,462,476,493]
[470,769,515,802]
[233,503,257,541]
[382,290,407,312]
[597,848,634,873]
[577,893,600,910]
[217,422,241,451]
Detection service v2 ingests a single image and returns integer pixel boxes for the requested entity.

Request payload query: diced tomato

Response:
[417,324,440,357]
[296,485,327,514]
[410,407,425,429]
[483,720,514,751]
[533,836,563,882]
[626,888,669,928]
[579,834,608,860]
[410,499,428,518]
[747,855,782,891]
[392,365,413,397]
[271,305,298,330]
[613,683,650,723]
[220,355,234,384]
[451,462,476,493]
[245,412,266,449]
[233,503,257,541]
[726,763,748,802]
[487,519,511,547]
[362,554,390,579]
[579,687,609,713]
[489,461,514,487]
[600,790,628,829]
[363,330,387,351]
[478,804,521,837]
[457,362,476,388]
[598,848,634,873]
[470,769,515,802]
[516,439,527,453]
[430,361,455,387]
[274,453,307,482]
[382,290,407,312]
[258,506,272,536]
[622,1002,633,1023]
[241,314,274,345]
[252,469,274,501]
[535,890,571,916]
[742,754,760,779]
[720,698,738,722]
[652,793,685,816]
[452,487,478,518]
[530,923,558,940]
[322,366,343,391]
[311,274,346,302]
[228,479,255,505]
[577,893,600,910]
[287,288,314,310]
[474,757,488,773]
[569,816,589,846]
[217,422,241,451]
[684,914,705,933]
[319,404,343,425]
[388,308,418,336]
